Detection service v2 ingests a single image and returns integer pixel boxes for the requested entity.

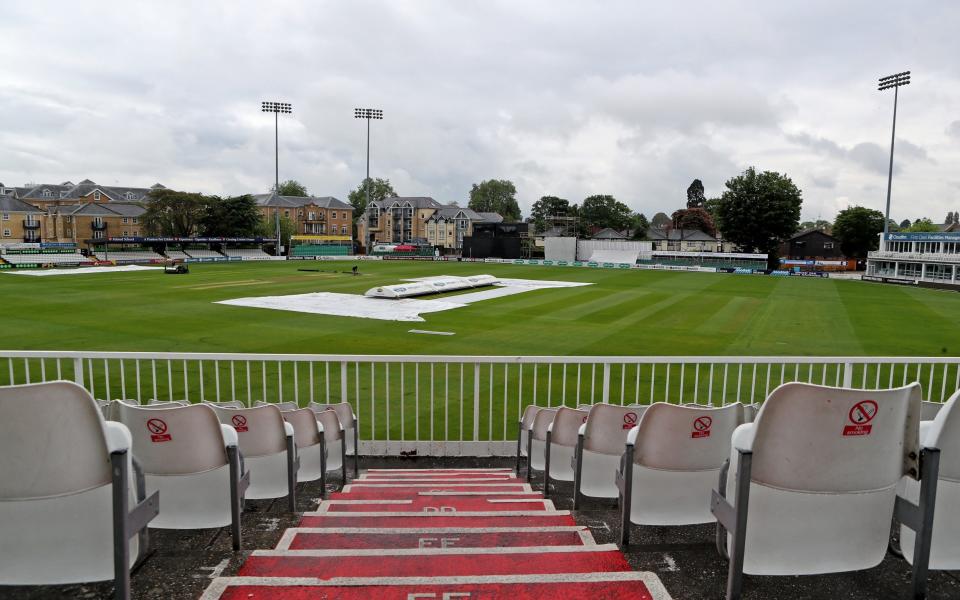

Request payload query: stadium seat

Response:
[527,408,558,483]
[112,401,250,550]
[515,404,540,477]
[711,382,924,599]
[281,407,330,488]
[209,405,299,511]
[0,381,158,599]
[314,408,348,485]
[257,400,299,411]
[573,404,646,508]
[898,389,960,579]
[308,402,358,477]
[617,403,742,545]
[147,399,188,406]
[544,406,589,496]
[205,400,246,409]
[921,400,944,420]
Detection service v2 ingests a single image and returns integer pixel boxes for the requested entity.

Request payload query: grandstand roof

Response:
[0,196,43,213]
[253,193,351,210]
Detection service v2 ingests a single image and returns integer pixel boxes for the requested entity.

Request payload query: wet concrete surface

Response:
[4,455,959,599]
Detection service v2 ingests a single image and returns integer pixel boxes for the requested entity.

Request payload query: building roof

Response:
[646,228,718,241]
[788,228,839,242]
[370,197,444,210]
[477,212,504,223]
[592,227,630,240]
[0,196,44,213]
[428,206,485,222]
[253,193,352,210]
[68,203,146,217]
[17,179,159,203]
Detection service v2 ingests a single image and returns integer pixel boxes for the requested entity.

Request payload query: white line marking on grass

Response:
[408,329,456,335]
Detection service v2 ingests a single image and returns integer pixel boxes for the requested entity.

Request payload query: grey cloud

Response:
[787,133,930,175]
[947,121,960,138]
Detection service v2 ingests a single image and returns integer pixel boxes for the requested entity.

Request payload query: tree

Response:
[529,196,571,233]
[686,179,706,209]
[275,180,308,196]
[899,219,912,229]
[348,177,397,222]
[631,213,650,239]
[799,219,831,232]
[832,206,885,259]
[671,208,717,237]
[143,189,209,237]
[257,215,297,251]
[201,195,262,237]
[651,212,671,229]
[714,167,803,268]
[468,179,521,221]
[908,218,940,232]
[579,195,633,230]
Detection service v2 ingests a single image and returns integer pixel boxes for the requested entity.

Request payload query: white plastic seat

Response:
[544,406,589,494]
[515,404,541,476]
[899,389,960,572]
[618,403,742,544]
[0,381,158,596]
[113,401,250,549]
[147,399,189,407]
[210,405,298,511]
[256,400,299,411]
[309,401,358,477]
[711,382,923,599]
[314,408,347,483]
[573,404,646,506]
[281,408,328,486]
[920,400,943,421]
[527,408,558,483]
[205,400,246,409]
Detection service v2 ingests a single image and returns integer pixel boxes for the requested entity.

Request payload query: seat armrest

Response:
[220,424,238,447]
[578,423,587,435]
[104,420,132,453]
[316,421,325,433]
[731,423,756,452]
[626,426,640,445]
[547,423,554,433]
[284,421,295,437]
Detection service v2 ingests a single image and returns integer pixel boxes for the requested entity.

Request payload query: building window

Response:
[298,210,303,217]
[132,217,138,224]
[341,225,348,235]
[94,191,101,201]
[123,231,128,237]
[308,212,316,220]
[122,217,128,224]
[1,213,8,220]
[93,231,104,239]
[42,189,52,198]
[284,210,290,218]
[125,192,135,200]
[823,242,834,249]
[2,229,9,237]
[66,228,72,236]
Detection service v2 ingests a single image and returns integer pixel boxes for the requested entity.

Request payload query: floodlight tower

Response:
[261,101,292,255]
[878,71,910,239]
[354,108,383,248]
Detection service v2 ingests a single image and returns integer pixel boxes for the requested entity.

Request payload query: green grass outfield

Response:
[2,259,959,356]
[2,260,959,443]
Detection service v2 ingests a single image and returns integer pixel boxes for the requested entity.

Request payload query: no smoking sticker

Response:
[147,418,171,443]
[623,412,638,430]
[232,414,249,432]
[843,400,877,436]
[691,416,712,439]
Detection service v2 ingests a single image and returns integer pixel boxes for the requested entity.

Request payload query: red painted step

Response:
[299,513,576,528]
[207,573,663,600]
[239,545,631,578]
[318,498,553,513]
[362,472,518,479]
[329,489,538,500]
[281,527,594,550]
[344,483,531,493]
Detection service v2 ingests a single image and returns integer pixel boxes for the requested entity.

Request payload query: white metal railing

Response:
[2,351,958,456]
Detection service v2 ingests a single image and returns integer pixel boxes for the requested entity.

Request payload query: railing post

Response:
[842,362,854,388]
[473,362,481,441]
[340,361,348,403]
[73,357,85,388]
[602,362,611,404]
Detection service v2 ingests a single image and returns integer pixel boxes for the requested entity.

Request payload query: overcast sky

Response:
[1,1,958,222]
